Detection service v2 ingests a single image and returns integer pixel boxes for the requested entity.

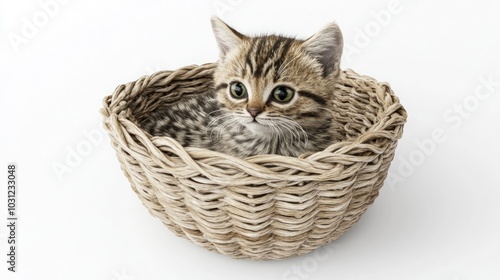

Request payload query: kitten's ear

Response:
[211,16,245,57]
[303,22,344,77]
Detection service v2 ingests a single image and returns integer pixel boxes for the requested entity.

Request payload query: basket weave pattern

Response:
[101,63,407,260]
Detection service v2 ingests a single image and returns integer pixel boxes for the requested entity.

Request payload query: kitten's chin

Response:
[241,121,272,136]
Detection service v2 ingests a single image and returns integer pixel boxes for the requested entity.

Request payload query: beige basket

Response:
[100,63,407,260]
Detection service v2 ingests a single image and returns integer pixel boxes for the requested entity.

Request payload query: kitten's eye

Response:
[229,82,247,99]
[272,86,294,103]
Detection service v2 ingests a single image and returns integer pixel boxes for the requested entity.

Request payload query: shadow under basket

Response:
[100,63,407,260]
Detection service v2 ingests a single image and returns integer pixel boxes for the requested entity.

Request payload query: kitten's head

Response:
[211,17,343,139]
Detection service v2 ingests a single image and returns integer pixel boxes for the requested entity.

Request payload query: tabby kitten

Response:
[141,17,343,158]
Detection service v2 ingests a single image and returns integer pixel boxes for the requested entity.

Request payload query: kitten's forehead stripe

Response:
[263,63,272,77]
[244,40,256,75]
[249,38,266,78]
[273,39,294,82]
[243,36,294,80]
[254,37,276,77]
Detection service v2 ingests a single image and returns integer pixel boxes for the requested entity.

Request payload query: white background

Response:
[1,0,500,279]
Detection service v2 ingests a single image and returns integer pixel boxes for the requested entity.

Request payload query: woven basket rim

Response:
[100,63,407,175]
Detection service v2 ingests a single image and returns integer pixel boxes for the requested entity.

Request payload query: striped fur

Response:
[141,17,343,157]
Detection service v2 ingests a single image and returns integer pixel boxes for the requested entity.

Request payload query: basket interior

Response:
[129,68,390,149]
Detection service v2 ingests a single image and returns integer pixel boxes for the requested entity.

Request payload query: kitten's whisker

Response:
[214,118,239,141]
[264,117,299,149]
[209,115,234,129]
[207,113,236,141]
[284,121,302,142]
[273,120,295,147]
[273,121,288,146]
[265,121,277,145]
[274,117,309,148]
[268,121,288,151]
[224,119,240,140]
[207,108,228,117]
[206,113,232,137]
[206,112,232,129]
[286,123,306,150]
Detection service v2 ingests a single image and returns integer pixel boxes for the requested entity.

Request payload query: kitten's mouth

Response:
[245,117,266,125]
[245,119,264,126]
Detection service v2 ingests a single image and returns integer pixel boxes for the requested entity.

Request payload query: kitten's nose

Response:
[247,107,263,118]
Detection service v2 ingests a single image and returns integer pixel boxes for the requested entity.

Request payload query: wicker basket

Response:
[100,63,407,260]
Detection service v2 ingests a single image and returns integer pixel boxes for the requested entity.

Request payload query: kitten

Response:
[141,17,343,158]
